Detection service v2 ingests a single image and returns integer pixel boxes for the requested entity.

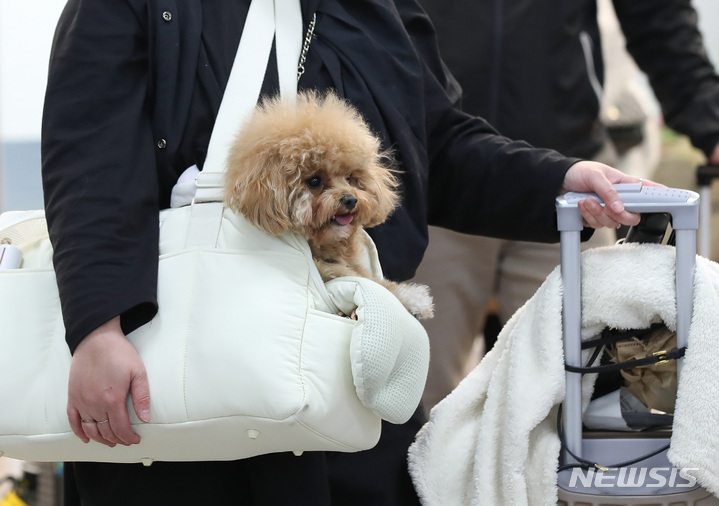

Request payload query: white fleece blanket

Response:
[408,244,719,505]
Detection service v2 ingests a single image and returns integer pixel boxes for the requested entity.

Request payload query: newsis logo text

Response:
[569,467,698,488]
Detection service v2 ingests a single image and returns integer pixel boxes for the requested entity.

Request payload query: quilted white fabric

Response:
[0,206,429,464]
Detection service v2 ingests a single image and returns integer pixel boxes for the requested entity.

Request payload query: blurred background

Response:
[0,0,65,211]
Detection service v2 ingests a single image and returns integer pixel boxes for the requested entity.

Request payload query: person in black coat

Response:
[42,0,648,504]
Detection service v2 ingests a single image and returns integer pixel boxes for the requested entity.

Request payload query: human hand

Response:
[67,317,151,447]
[561,160,663,229]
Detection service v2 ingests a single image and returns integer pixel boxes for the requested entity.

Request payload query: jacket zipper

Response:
[579,31,603,109]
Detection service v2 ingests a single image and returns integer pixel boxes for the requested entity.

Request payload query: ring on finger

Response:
[96,419,109,425]
[81,418,96,424]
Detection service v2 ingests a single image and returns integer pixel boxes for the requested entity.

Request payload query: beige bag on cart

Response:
[0,0,429,465]
[606,324,678,414]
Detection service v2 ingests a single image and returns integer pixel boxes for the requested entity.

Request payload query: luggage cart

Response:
[696,164,719,259]
[554,183,719,505]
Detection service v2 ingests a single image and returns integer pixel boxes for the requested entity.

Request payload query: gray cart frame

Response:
[553,185,719,504]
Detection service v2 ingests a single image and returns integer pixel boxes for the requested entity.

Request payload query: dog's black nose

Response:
[340,194,358,211]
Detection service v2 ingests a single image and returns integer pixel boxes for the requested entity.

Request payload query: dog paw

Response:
[395,282,434,320]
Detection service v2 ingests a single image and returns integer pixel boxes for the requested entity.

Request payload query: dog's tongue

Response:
[334,213,354,226]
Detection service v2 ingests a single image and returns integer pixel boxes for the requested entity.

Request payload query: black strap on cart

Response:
[564,324,685,376]
[556,405,671,473]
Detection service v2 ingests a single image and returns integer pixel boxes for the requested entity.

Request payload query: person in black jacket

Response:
[41,1,648,504]
[415,0,719,413]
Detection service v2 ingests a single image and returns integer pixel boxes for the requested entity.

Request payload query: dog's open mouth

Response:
[332,213,354,226]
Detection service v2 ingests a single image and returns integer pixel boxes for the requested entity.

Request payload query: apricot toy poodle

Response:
[224,91,433,320]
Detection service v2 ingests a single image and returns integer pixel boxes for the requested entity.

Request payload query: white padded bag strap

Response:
[189,0,302,247]
[196,0,302,198]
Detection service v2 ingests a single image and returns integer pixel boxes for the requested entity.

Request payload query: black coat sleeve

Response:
[614,0,719,157]
[398,0,580,242]
[41,0,159,353]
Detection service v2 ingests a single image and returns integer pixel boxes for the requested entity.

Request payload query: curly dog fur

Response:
[224,91,433,319]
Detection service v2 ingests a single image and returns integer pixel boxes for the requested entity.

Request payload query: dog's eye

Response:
[306,176,322,189]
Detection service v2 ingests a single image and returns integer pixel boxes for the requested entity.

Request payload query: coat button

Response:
[157,139,167,149]
[162,11,172,21]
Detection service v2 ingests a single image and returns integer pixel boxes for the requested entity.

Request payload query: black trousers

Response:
[64,407,426,506]
[65,452,332,506]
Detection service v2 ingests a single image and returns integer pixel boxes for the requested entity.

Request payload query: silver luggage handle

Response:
[555,183,699,461]
[557,183,699,231]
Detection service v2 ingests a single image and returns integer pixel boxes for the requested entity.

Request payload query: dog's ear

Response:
[224,146,293,236]
[362,161,401,228]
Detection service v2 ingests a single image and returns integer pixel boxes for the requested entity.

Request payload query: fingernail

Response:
[140,410,151,423]
[611,201,624,213]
